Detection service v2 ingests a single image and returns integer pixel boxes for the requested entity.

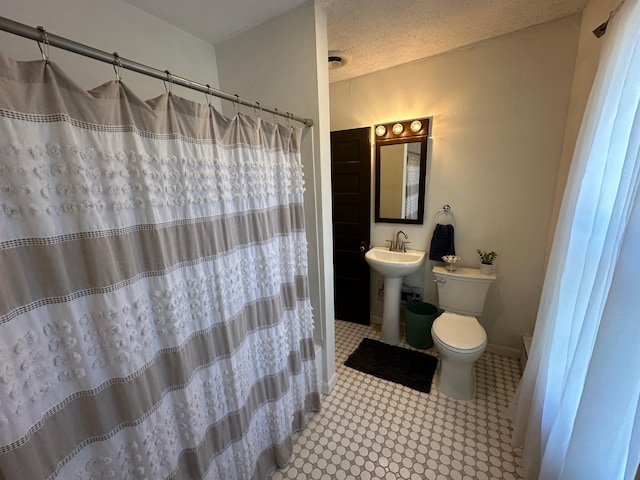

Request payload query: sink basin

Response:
[365,247,426,278]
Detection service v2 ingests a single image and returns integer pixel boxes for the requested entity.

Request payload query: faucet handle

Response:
[385,239,395,250]
[401,241,410,252]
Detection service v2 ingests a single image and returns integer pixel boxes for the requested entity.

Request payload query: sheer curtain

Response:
[0,54,319,479]
[509,1,640,478]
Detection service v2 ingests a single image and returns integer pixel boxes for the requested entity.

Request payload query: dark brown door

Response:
[331,128,371,324]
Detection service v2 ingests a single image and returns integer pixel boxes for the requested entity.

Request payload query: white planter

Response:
[480,263,493,275]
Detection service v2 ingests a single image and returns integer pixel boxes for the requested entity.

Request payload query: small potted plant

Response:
[477,249,497,275]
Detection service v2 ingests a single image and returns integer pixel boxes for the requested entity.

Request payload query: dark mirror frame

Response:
[374,117,431,224]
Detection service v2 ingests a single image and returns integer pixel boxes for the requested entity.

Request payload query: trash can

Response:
[405,301,442,349]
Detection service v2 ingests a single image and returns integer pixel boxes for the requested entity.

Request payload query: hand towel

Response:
[429,223,455,261]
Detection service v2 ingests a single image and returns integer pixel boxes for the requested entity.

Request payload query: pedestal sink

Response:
[364,247,426,344]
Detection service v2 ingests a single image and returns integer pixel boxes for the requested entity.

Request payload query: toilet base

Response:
[437,358,476,401]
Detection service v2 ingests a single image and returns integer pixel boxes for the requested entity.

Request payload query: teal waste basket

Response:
[405,301,442,349]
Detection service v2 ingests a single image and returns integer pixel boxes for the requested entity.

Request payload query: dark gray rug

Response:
[344,338,438,393]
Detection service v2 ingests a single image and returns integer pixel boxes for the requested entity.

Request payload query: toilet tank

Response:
[433,266,496,316]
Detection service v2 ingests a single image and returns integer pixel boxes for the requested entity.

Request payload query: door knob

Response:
[359,245,366,252]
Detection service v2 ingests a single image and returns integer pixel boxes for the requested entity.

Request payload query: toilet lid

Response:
[432,312,487,350]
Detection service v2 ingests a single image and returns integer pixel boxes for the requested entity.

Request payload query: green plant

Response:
[477,249,498,265]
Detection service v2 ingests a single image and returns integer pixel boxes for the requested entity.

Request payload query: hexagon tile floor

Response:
[270,320,524,480]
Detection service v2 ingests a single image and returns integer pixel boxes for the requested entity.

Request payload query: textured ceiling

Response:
[125,0,590,83]
[321,0,589,82]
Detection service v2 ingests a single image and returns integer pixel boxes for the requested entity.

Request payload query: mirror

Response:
[375,117,431,224]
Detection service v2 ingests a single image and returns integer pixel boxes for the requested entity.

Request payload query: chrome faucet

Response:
[387,230,409,252]
[396,230,408,252]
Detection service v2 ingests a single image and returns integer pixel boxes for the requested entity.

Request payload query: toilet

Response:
[431,265,495,400]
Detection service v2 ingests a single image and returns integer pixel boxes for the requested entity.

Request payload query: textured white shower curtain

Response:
[509,1,640,478]
[0,54,319,479]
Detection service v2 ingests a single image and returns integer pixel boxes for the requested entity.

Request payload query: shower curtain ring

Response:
[164,70,172,94]
[234,94,240,115]
[285,113,292,127]
[36,26,50,62]
[112,52,123,82]
[253,101,262,117]
[205,84,211,106]
[273,108,279,124]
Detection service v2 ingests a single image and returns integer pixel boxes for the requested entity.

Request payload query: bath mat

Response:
[344,338,438,393]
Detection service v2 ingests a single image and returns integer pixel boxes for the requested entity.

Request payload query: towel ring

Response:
[435,204,456,226]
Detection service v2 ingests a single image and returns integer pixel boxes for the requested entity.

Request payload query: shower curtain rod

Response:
[0,16,314,127]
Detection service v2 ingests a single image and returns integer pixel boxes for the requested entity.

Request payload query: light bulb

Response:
[392,123,403,134]
[410,120,422,132]
[375,125,387,136]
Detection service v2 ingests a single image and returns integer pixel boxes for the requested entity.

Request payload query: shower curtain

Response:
[0,54,319,479]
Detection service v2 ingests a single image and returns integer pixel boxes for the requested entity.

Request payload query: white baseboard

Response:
[321,372,338,395]
[314,341,338,395]
[370,315,382,325]
[487,343,520,359]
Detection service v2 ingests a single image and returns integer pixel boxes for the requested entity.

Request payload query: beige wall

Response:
[330,15,581,355]
[0,0,220,105]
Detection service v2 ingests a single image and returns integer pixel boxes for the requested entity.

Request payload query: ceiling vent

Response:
[328,50,347,70]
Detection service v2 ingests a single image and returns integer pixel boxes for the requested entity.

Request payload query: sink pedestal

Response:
[364,247,426,345]
[381,277,403,344]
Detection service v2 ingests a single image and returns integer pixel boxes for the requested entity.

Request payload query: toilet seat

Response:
[432,312,487,352]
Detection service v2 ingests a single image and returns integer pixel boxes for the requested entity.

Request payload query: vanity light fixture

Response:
[375,125,387,137]
[374,116,431,140]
